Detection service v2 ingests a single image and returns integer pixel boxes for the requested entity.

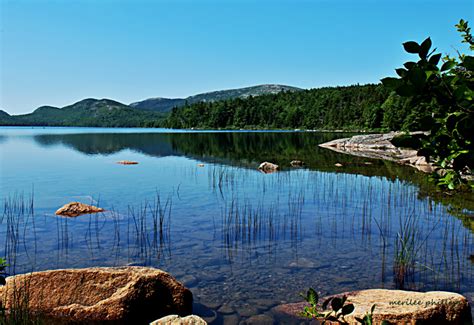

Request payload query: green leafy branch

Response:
[300,288,355,324]
[457,19,474,51]
[381,19,474,191]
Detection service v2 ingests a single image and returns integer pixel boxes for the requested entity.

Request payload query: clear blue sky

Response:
[1,0,473,114]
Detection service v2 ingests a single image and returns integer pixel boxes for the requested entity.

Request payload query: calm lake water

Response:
[1,127,473,324]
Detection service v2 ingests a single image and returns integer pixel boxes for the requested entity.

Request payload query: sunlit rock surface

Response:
[273,289,471,324]
[150,314,207,324]
[55,202,104,217]
[258,162,279,174]
[319,132,434,173]
[0,267,193,323]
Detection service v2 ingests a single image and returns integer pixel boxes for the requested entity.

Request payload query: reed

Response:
[2,193,35,275]
[220,190,305,260]
[0,275,44,325]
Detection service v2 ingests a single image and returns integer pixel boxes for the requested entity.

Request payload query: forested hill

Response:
[1,84,417,130]
[0,99,164,127]
[0,84,302,127]
[130,84,302,113]
[163,84,413,130]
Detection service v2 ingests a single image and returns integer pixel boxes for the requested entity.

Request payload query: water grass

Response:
[2,192,35,275]
[124,192,173,263]
[220,190,305,261]
[1,167,473,319]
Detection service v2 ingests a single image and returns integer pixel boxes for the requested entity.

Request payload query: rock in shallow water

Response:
[222,313,240,325]
[319,132,434,173]
[218,304,236,315]
[180,274,198,288]
[240,314,275,325]
[237,305,262,318]
[290,160,305,167]
[258,162,279,174]
[0,267,192,323]
[288,257,315,269]
[273,289,471,324]
[192,303,218,324]
[117,160,139,165]
[55,201,104,217]
[150,314,207,324]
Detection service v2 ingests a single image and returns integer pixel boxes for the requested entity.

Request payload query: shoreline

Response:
[0,125,378,133]
[319,131,435,173]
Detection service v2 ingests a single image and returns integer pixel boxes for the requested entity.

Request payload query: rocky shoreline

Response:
[1,267,472,324]
[319,131,434,173]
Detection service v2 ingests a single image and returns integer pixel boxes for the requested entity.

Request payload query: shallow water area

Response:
[1,127,473,324]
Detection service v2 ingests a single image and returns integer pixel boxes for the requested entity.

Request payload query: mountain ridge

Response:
[2,84,302,117]
[0,84,302,127]
[0,98,163,127]
[0,83,393,130]
[130,84,302,113]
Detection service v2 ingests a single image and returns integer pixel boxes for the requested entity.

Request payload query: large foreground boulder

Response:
[0,267,193,323]
[55,202,104,217]
[273,289,471,324]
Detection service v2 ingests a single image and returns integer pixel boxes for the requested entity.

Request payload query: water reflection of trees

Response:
[33,132,474,214]
[34,131,412,173]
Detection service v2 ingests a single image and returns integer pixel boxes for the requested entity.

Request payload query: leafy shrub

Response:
[382,19,474,190]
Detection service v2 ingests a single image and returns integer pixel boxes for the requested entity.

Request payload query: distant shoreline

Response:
[0,125,372,133]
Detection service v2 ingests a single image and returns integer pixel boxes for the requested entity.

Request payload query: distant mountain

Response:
[0,110,12,124]
[130,98,186,113]
[130,84,302,113]
[0,84,303,127]
[1,99,164,127]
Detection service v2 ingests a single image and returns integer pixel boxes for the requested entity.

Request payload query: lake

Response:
[1,127,473,324]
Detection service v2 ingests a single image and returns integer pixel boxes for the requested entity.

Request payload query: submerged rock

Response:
[117,160,139,165]
[192,303,218,323]
[217,304,235,315]
[55,202,104,217]
[288,257,316,269]
[241,314,275,325]
[0,267,193,323]
[273,289,471,324]
[258,162,279,174]
[150,314,207,324]
[180,274,198,288]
